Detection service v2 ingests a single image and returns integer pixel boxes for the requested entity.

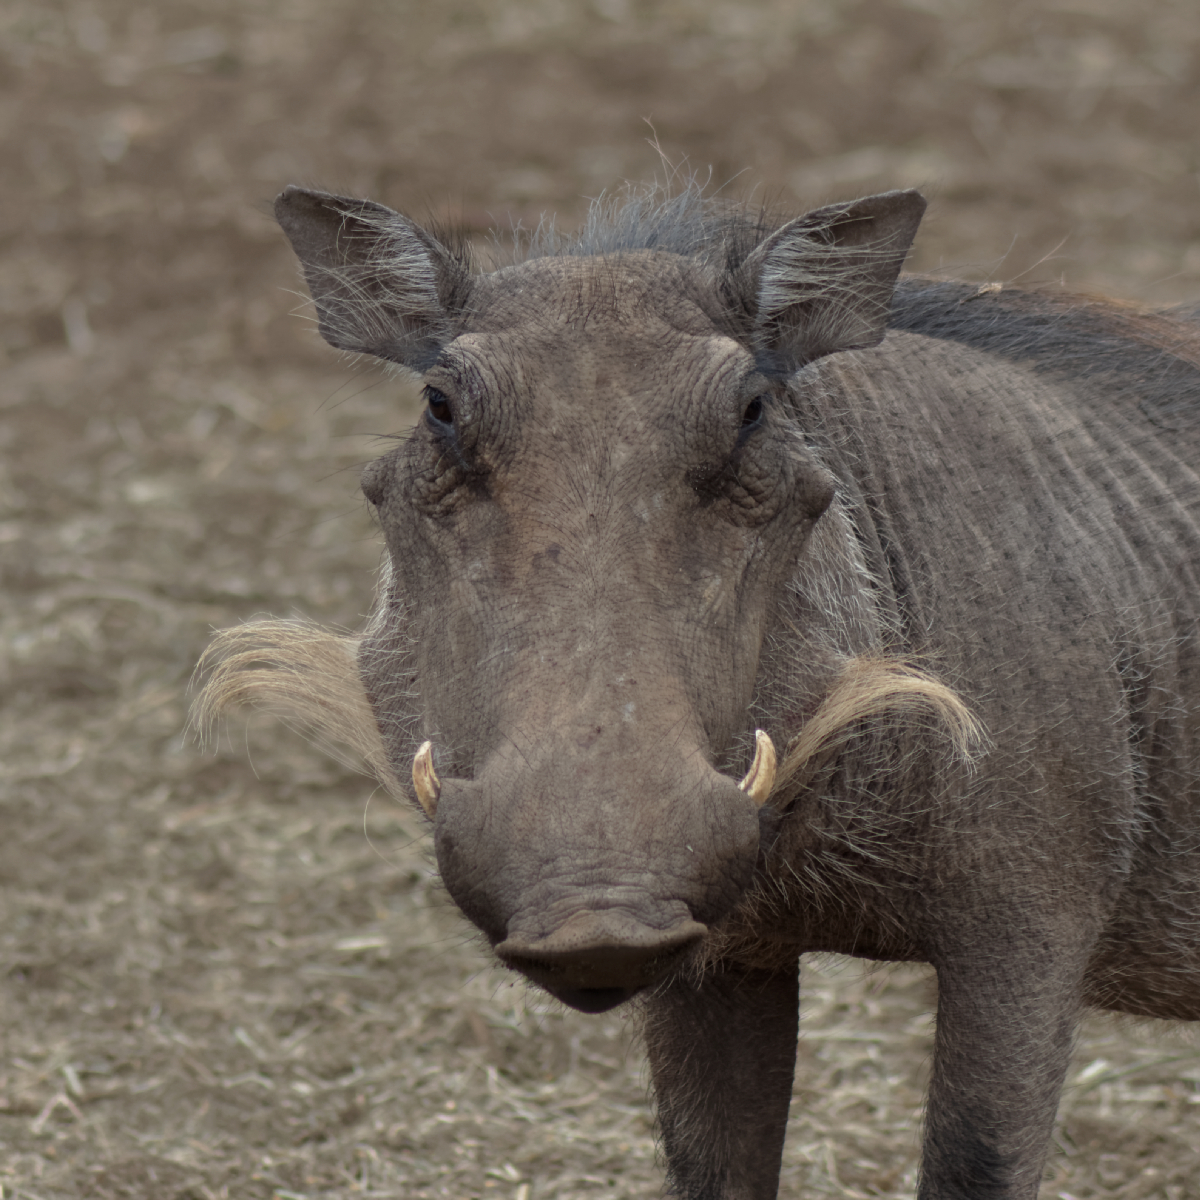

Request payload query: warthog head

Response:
[205,184,930,1012]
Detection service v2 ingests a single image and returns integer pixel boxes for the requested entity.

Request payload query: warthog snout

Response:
[425,736,764,1009]
[497,909,708,1012]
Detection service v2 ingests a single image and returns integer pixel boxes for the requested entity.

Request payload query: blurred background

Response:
[3,2,1200,1198]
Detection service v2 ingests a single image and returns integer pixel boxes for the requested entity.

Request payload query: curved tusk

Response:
[738,730,777,808]
[412,740,441,819]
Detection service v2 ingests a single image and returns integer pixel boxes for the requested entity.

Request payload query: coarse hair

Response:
[193,622,979,814]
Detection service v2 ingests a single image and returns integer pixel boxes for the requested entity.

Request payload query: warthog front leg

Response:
[919,929,1089,1199]
[644,959,800,1200]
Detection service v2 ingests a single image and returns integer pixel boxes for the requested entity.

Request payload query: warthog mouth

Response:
[496,910,707,1012]
[499,943,695,1011]
[499,960,657,1014]
[545,986,637,1014]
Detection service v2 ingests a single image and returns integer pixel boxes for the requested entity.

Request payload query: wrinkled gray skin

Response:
[275,184,1200,1199]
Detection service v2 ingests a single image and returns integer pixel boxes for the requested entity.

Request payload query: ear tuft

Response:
[742,189,926,366]
[274,186,469,368]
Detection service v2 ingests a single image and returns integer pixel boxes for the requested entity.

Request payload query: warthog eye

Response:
[741,396,764,428]
[424,386,453,427]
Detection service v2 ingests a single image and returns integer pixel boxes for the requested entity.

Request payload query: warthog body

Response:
[199,183,1200,1198]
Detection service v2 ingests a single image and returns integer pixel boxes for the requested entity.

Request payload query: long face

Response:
[361,255,834,1009]
[274,185,925,1011]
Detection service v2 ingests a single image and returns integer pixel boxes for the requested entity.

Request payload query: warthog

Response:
[197,181,1200,1199]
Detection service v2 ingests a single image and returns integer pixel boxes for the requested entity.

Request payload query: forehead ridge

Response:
[468,251,722,339]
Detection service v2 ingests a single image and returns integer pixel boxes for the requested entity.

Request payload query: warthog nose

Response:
[496,909,707,1010]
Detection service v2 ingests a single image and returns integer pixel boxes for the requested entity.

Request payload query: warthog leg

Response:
[919,917,1092,1199]
[643,958,800,1200]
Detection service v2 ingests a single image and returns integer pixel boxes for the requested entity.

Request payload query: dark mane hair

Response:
[890,278,1200,429]
[508,180,780,275]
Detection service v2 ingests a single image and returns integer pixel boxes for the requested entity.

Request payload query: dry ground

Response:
[3,1,1200,1197]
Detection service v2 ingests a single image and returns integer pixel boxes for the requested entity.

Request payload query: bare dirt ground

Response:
[3,2,1200,1197]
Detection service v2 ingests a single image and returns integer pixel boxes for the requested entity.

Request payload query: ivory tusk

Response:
[412,740,441,818]
[738,730,777,807]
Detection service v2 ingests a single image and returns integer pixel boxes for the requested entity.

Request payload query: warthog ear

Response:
[740,189,926,367]
[274,186,469,369]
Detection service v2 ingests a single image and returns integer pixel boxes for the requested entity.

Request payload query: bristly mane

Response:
[890,278,1200,429]
[512,180,779,274]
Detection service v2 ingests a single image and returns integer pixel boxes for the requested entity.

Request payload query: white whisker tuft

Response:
[191,618,405,800]
[773,655,986,804]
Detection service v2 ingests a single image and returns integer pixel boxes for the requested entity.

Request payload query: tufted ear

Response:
[739,189,926,367]
[274,186,470,370]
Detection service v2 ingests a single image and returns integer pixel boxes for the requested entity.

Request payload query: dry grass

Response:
[3,1,1200,1196]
